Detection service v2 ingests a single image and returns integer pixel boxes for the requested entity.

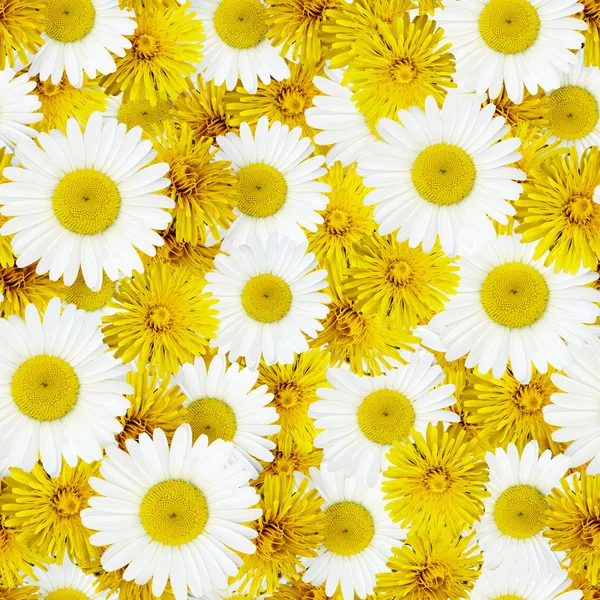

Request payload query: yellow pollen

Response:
[214,0,268,49]
[387,261,413,287]
[241,274,292,323]
[480,262,549,329]
[11,355,80,422]
[185,397,237,443]
[236,163,288,218]
[52,169,121,236]
[493,484,547,539]
[412,143,476,206]
[51,488,83,517]
[274,383,302,408]
[563,195,596,224]
[423,467,451,493]
[146,306,173,331]
[392,59,416,83]
[357,389,415,445]
[64,272,116,312]
[44,0,96,44]
[323,501,375,556]
[325,209,351,235]
[46,590,90,600]
[479,0,540,54]
[117,98,172,130]
[132,33,161,60]
[140,479,209,546]
[547,86,599,141]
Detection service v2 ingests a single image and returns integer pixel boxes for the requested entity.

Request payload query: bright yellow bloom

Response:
[0,511,43,587]
[113,95,172,136]
[0,149,15,268]
[118,0,178,10]
[580,0,600,67]
[512,123,566,179]
[0,0,43,71]
[485,86,548,129]
[0,586,40,600]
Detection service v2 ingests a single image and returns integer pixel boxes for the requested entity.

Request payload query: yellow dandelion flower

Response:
[375,530,482,600]
[512,123,566,179]
[0,0,43,71]
[0,511,43,587]
[153,122,236,245]
[233,474,323,595]
[345,235,459,329]
[546,472,600,584]
[0,149,15,268]
[2,461,99,566]
[102,263,218,377]
[101,3,203,105]
[566,571,600,599]
[383,423,489,535]
[152,228,221,274]
[112,95,172,135]
[417,0,442,14]
[342,15,455,129]
[62,272,116,314]
[516,147,600,274]
[119,0,179,11]
[0,586,40,600]
[485,86,548,129]
[581,0,600,67]
[272,580,329,600]
[257,348,329,450]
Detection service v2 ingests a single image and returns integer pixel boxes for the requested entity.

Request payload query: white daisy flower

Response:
[81,424,261,600]
[0,112,174,292]
[357,93,525,256]
[429,234,600,384]
[205,234,329,369]
[310,350,458,487]
[475,440,570,578]
[0,297,131,478]
[192,0,289,93]
[302,466,406,600]
[215,116,329,251]
[436,0,586,103]
[30,0,136,88]
[29,558,109,599]
[175,355,280,477]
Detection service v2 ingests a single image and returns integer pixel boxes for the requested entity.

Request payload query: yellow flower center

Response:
[51,488,83,517]
[185,397,237,443]
[236,163,288,218]
[44,0,96,43]
[416,562,451,591]
[275,88,308,116]
[392,59,416,84]
[323,501,375,556]
[52,169,121,236]
[514,383,545,413]
[479,0,540,54]
[46,590,90,600]
[213,0,268,49]
[64,272,116,312]
[274,383,302,408]
[11,355,80,421]
[241,274,292,323]
[493,484,547,539]
[480,262,549,329]
[325,209,351,235]
[117,98,172,131]
[580,518,600,548]
[548,86,599,141]
[39,78,67,98]
[132,33,161,60]
[412,143,476,206]
[140,479,209,546]
[423,467,451,493]
[357,389,415,445]
[146,306,173,331]
[563,195,597,224]
[387,260,413,287]
[256,523,287,558]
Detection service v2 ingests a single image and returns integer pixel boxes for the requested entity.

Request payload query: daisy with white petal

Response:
[30,0,136,88]
[429,234,600,384]
[302,466,406,600]
[205,234,329,369]
[215,116,329,251]
[81,424,262,600]
[175,355,280,477]
[358,93,525,256]
[436,0,586,103]
[310,350,459,487]
[0,297,131,478]
[0,112,174,292]
[193,0,289,93]
[475,440,569,579]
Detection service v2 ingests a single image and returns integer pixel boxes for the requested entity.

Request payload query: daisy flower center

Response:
[412,143,476,206]
[213,0,268,49]
[493,484,547,539]
[480,262,549,328]
[185,397,237,443]
[236,163,288,218]
[547,86,599,141]
[64,272,116,312]
[563,194,596,225]
[478,0,540,54]
[140,479,209,546]
[44,0,96,43]
[323,501,375,556]
[46,590,90,600]
[325,209,351,235]
[52,169,121,236]
[242,274,293,323]
[357,389,415,445]
[11,355,80,421]
[118,98,172,131]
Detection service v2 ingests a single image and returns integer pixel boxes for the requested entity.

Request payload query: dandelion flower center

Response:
[242,274,292,323]
[236,163,288,218]
[493,484,547,539]
[392,59,416,84]
[357,389,415,445]
[11,355,79,422]
[52,169,121,236]
[275,88,308,116]
[51,488,83,517]
[274,383,302,408]
[580,518,600,548]
[44,0,95,43]
[480,262,549,328]
[387,260,413,287]
[478,0,540,54]
[548,86,600,141]
[256,523,287,558]
[118,98,172,130]
[64,272,116,312]
[132,33,161,60]
[46,590,90,600]
[514,383,545,413]
[323,501,375,556]
[185,397,237,443]
[325,209,351,235]
[423,467,452,493]
[213,0,268,49]
[140,479,209,546]
[146,306,173,332]
[563,194,596,224]
[417,562,451,590]
[412,143,476,206]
